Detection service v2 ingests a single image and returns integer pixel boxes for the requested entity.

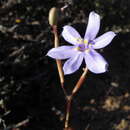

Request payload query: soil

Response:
[0,0,130,130]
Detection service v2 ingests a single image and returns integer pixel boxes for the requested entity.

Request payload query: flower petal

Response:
[62,25,82,45]
[84,49,108,74]
[63,52,83,75]
[84,11,100,41]
[93,31,116,49]
[47,46,75,59]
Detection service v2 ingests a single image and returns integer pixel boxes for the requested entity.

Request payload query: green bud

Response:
[49,7,58,26]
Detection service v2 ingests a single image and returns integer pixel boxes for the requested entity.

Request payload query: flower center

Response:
[78,44,86,51]
[74,38,93,52]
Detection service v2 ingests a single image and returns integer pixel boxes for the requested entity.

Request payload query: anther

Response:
[84,40,88,44]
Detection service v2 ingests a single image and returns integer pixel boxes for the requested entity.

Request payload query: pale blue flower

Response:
[47,11,116,75]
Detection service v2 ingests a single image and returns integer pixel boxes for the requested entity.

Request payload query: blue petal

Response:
[47,46,75,59]
[84,49,108,74]
[62,25,82,45]
[84,11,100,41]
[93,31,116,49]
[63,52,84,75]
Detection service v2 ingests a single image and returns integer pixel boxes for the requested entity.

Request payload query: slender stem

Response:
[61,81,68,99]
[52,25,67,98]
[52,22,88,130]
[72,68,88,96]
[64,96,73,129]
[64,68,88,129]
[53,25,59,48]
[56,60,64,85]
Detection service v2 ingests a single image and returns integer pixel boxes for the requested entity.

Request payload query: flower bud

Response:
[49,7,58,26]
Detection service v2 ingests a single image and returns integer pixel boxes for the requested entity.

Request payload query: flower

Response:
[47,11,116,75]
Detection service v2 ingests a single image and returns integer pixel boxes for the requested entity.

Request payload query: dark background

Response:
[0,0,130,130]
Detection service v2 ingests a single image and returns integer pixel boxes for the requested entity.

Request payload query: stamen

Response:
[84,40,88,44]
